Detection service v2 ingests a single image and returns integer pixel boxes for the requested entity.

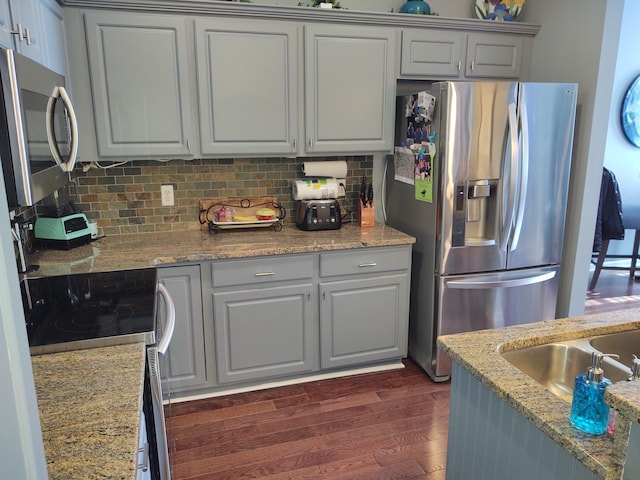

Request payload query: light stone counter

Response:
[27,222,416,277]
[437,308,640,480]
[31,343,146,480]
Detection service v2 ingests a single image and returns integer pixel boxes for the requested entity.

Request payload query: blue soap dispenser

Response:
[570,352,619,434]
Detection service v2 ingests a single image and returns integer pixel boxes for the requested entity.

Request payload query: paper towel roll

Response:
[292,178,340,200]
[302,161,348,179]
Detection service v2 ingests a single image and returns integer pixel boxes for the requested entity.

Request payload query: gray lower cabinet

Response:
[212,283,315,384]
[210,254,316,385]
[157,265,208,393]
[318,246,410,369]
[319,274,409,368]
[164,247,410,395]
[83,10,195,157]
[400,29,529,80]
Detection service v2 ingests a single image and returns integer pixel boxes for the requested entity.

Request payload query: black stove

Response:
[23,268,158,355]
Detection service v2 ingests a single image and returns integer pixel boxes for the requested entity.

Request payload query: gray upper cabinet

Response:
[465,32,525,79]
[0,0,45,66]
[84,11,195,158]
[400,30,529,80]
[195,18,298,156]
[37,0,68,75]
[157,265,208,393]
[304,24,396,154]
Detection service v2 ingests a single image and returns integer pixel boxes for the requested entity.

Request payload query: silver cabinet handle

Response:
[11,23,23,42]
[457,60,461,71]
[471,60,476,71]
[255,272,275,277]
[358,263,377,268]
[23,27,31,45]
[137,442,150,472]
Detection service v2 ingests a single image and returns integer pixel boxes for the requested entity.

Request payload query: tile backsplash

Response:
[71,156,373,236]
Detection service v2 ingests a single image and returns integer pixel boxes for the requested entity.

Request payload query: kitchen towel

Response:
[292,178,340,200]
[302,161,348,179]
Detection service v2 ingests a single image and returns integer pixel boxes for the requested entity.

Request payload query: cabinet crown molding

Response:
[60,0,540,35]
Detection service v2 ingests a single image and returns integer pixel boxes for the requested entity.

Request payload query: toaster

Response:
[295,199,342,231]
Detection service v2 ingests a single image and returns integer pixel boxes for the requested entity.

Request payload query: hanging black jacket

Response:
[593,167,624,252]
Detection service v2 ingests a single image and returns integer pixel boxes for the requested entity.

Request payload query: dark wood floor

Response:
[164,268,638,480]
[585,268,640,315]
[166,359,449,480]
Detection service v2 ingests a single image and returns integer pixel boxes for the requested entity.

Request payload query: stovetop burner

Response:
[23,268,158,354]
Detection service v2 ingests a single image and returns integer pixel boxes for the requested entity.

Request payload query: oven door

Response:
[0,48,79,206]
[145,284,176,480]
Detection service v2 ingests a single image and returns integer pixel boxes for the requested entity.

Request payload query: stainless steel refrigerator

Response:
[385,81,578,381]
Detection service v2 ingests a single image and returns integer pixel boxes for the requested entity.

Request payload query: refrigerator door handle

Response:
[446,270,556,290]
[500,102,520,253]
[511,103,529,251]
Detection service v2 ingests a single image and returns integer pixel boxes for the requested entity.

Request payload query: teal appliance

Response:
[35,213,92,250]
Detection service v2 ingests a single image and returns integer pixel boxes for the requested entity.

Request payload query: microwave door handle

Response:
[45,86,79,174]
[156,283,175,356]
[57,86,79,173]
[45,86,64,168]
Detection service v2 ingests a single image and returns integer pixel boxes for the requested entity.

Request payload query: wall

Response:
[524,0,625,317]
[602,0,640,255]
[70,157,372,236]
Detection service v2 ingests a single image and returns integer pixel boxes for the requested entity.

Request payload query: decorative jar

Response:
[399,0,431,15]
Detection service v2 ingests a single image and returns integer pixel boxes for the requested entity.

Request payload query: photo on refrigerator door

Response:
[395,93,437,203]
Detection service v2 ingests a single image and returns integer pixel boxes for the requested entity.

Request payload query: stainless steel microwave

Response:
[0,48,78,207]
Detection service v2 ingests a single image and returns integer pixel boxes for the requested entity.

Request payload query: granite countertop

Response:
[31,343,146,480]
[437,308,640,480]
[27,222,416,277]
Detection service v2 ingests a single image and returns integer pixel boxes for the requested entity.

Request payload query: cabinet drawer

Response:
[211,254,313,288]
[319,246,410,277]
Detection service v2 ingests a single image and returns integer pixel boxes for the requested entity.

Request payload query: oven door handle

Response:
[156,283,175,356]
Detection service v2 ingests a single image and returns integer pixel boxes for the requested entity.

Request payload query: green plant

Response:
[311,0,342,8]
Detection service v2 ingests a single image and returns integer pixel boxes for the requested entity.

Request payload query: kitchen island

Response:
[30,343,146,480]
[438,308,640,480]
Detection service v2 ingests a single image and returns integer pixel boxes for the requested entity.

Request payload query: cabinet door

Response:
[304,24,395,154]
[6,0,45,65]
[213,283,314,384]
[319,273,409,369]
[84,11,195,157]
[465,32,524,79]
[157,265,207,393]
[36,0,67,75]
[0,1,12,49]
[400,29,464,78]
[195,18,298,156]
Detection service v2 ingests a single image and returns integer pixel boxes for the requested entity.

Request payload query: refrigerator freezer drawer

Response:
[434,266,559,378]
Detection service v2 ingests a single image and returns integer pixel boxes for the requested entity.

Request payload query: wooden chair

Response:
[589,204,640,291]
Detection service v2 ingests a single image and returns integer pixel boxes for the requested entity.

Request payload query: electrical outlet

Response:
[336,178,346,198]
[161,184,174,206]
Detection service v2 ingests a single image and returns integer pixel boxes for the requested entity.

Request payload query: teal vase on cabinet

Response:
[399,0,431,14]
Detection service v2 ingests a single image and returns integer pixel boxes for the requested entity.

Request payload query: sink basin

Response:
[501,342,630,402]
[589,329,640,369]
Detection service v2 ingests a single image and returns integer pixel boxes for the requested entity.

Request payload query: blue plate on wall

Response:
[622,75,640,147]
